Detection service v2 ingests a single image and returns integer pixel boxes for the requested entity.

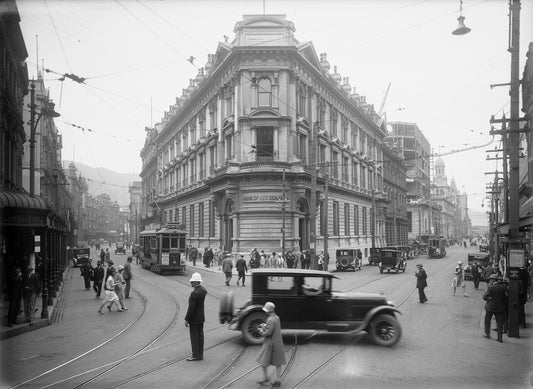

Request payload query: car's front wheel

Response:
[368,314,401,346]
[241,311,267,345]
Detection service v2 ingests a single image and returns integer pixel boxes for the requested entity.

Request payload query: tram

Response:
[428,237,447,258]
[138,223,187,274]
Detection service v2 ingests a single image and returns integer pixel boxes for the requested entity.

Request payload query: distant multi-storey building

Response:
[386,122,438,243]
[140,14,390,260]
[382,144,408,246]
[65,162,88,245]
[430,157,457,240]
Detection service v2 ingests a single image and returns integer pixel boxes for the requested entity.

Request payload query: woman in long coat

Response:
[256,302,286,387]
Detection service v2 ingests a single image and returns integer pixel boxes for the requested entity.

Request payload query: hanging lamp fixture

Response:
[452,0,471,35]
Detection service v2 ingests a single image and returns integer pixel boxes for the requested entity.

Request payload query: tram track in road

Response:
[104,333,243,389]
[210,333,318,389]
[288,332,367,389]
[12,268,182,389]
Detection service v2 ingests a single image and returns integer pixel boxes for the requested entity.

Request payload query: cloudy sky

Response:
[16,0,533,214]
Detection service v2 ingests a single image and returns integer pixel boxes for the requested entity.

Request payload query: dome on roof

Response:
[435,157,445,167]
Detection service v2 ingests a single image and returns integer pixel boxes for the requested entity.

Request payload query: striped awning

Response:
[0,189,48,210]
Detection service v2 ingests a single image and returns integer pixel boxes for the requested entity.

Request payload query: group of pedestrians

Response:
[78,249,134,315]
[184,272,285,386]
[5,257,43,327]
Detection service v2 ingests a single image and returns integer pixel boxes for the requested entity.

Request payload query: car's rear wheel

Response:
[241,311,267,345]
[368,314,401,347]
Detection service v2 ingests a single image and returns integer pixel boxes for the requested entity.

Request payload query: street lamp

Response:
[29,81,60,195]
[452,0,471,36]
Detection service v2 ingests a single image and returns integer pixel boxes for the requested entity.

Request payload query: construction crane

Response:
[378,82,391,116]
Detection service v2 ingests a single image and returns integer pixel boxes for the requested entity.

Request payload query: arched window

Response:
[257,78,272,107]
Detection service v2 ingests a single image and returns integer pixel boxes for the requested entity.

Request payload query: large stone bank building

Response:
[140,14,397,259]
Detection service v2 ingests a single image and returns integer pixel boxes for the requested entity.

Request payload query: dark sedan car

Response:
[220,269,402,347]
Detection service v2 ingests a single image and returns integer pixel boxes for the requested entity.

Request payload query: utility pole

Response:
[323,168,329,269]
[506,0,522,338]
[281,168,288,256]
[310,120,318,269]
[371,189,376,250]
[29,81,36,195]
[489,0,525,338]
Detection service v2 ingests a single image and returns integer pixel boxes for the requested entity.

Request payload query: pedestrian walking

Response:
[123,256,133,299]
[236,254,248,286]
[114,266,128,310]
[452,261,468,297]
[99,249,105,264]
[285,250,295,269]
[518,267,529,328]
[256,302,286,387]
[483,274,508,342]
[293,250,302,269]
[23,265,40,325]
[471,261,481,290]
[93,261,105,298]
[222,254,233,286]
[415,263,428,303]
[250,248,261,269]
[190,246,198,266]
[185,272,207,361]
[80,260,94,291]
[105,248,110,263]
[98,267,123,314]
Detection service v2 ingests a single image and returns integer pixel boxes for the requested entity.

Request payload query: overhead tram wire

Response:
[114,0,200,70]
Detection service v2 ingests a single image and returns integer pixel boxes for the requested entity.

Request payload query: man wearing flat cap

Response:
[414,264,428,303]
[185,272,207,361]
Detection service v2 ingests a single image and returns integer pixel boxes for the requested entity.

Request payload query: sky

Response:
[15,0,533,216]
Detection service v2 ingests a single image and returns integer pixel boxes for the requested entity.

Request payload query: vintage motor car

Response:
[335,248,363,271]
[465,252,491,281]
[72,247,91,267]
[115,242,126,255]
[378,249,407,274]
[220,269,402,347]
[368,248,381,266]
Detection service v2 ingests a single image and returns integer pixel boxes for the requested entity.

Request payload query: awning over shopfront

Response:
[0,190,48,210]
[0,189,49,228]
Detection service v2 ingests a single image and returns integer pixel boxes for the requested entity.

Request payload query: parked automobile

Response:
[378,249,407,274]
[115,242,126,255]
[336,248,363,271]
[72,247,91,267]
[479,244,489,253]
[220,269,402,347]
[368,248,381,266]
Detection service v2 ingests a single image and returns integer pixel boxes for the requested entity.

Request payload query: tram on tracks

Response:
[428,237,447,258]
[138,223,187,274]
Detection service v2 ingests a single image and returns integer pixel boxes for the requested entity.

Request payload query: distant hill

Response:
[469,209,488,227]
[62,160,140,206]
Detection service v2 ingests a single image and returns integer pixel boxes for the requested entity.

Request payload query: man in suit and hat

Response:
[185,272,207,361]
[414,264,428,303]
[483,274,508,342]
[222,254,233,287]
